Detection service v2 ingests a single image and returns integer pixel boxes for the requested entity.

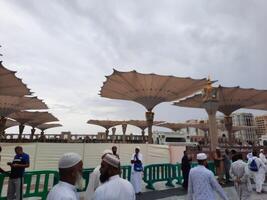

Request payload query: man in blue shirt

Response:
[7,146,30,200]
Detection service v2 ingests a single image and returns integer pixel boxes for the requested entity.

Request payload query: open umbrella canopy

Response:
[100,69,210,111]
[27,112,59,127]
[0,61,31,96]
[87,119,124,129]
[155,122,189,132]
[174,86,267,115]
[187,122,256,133]
[36,123,62,131]
[0,96,48,117]
[127,120,164,130]
[5,119,20,130]
[9,111,49,124]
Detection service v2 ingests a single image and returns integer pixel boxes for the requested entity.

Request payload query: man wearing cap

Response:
[47,152,83,200]
[85,149,112,200]
[187,153,228,200]
[94,154,135,200]
[130,146,143,195]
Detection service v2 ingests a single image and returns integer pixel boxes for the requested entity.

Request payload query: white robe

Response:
[187,165,228,200]
[94,175,135,200]
[230,160,252,200]
[248,156,266,193]
[47,181,79,200]
[259,153,267,165]
[130,153,143,193]
[85,166,101,200]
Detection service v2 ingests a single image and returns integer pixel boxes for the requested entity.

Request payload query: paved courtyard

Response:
[135,182,267,200]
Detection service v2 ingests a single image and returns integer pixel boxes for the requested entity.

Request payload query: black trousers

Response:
[182,170,190,189]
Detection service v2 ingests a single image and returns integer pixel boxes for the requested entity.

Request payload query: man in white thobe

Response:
[47,152,83,200]
[131,146,143,195]
[230,153,252,200]
[94,154,135,200]
[85,149,112,200]
[187,153,229,200]
[248,150,266,193]
[259,149,267,166]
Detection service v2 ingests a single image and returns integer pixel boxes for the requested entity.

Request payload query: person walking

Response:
[130,146,143,195]
[224,149,231,183]
[214,147,225,184]
[7,146,30,200]
[181,150,192,189]
[248,150,266,193]
[230,153,252,200]
[187,153,228,200]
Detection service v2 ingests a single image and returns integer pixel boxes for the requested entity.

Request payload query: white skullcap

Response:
[197,153,207,160]
[216,147,221,150]
[102,154,120,168]
[260,149,264,152]
[102,149,112,156]
[58,152,82,169]
[135,146,141,150]
[247,152,253,160]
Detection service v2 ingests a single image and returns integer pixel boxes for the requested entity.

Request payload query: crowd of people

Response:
[0,145,143,200]
[182,148,267,200]
[1,144,267,200]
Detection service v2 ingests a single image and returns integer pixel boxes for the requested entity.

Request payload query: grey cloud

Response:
[1,0,266,134]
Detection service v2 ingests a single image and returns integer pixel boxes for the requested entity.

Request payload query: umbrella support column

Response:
[146,111,154,144]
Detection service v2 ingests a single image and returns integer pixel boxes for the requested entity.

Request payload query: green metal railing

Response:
[121,165,131,181]
[143,163,175,190]
[0,162,216,198]
[0,170,59,200]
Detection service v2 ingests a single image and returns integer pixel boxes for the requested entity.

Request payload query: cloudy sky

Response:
[0,0,266,135]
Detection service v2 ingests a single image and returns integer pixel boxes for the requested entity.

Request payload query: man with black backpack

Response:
[248,150,266,193]
[130,146,143,195]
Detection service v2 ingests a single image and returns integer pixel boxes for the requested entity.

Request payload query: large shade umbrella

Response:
[37,123,62,140]
[0,96,48,138]
[0,119,20,135]
[155,122,189,132]
[174,86,267,148]
[0,61,31,96]
[0,96,48,117]
[27,113,59,139]
[127,120,164,142]
[100,69,209,143]
[87,120,124,141]
[9,111,51,139]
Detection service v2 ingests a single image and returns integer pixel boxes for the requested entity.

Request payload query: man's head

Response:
[260,149,264,153]
[112,146,117,155]
[58,153,83,188]
[102,149,112,159]
[225,148,229,155]
[184,150,187,156]
[135,146,140,154]
[252,149,258,157]
[236,153,243,161]
[15,146,23,155]
[100,154,120,183]
[231,149,237,155]
[197,153,207,165]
